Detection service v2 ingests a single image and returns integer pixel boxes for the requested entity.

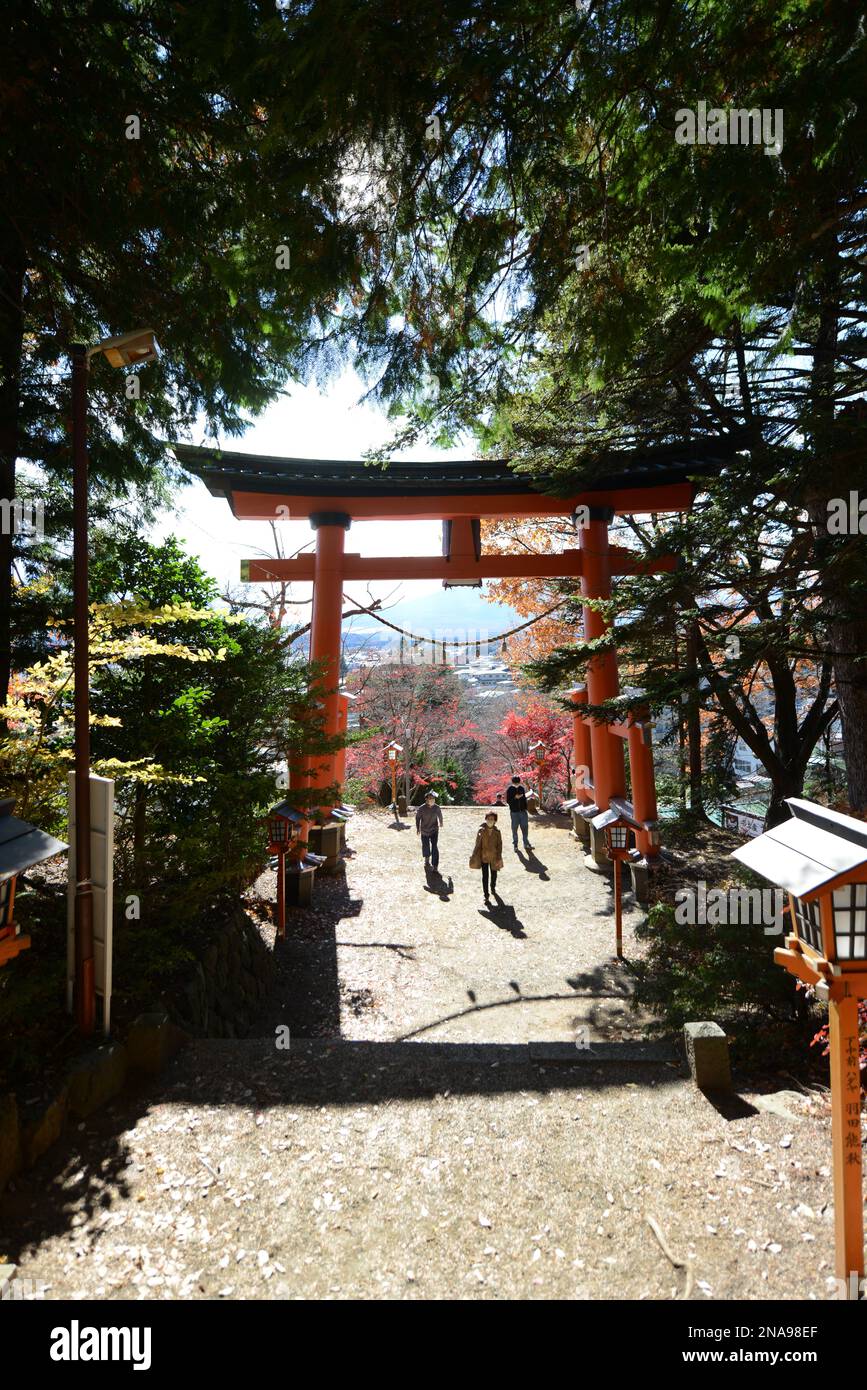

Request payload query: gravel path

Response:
[3,1040,843,1300]
[0,809,852,1301]
[251,807,652,1044]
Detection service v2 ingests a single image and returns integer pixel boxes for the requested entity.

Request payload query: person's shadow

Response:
[516,848,550,881]
[424,865,454,900]
[479,894,527,938]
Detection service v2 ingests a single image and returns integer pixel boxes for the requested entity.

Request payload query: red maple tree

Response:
[473,698,573,807]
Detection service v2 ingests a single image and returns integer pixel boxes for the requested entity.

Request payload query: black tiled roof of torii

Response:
[173,437,742,499]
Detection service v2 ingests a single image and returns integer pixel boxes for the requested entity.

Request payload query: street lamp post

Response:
[403,729,411,816]
[70,329,158,1036]
[732,798,867,1296]
[386,741,403,821]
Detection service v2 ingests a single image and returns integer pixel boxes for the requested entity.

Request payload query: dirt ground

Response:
[250,807,652,1044]
[0,809,856,1301]
[1,1039,846,1301]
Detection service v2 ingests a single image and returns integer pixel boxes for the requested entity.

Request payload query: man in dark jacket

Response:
[505,775,532,851]
[415,792,444,869]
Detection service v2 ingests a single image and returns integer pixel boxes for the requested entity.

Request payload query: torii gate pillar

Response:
[334,691,352,791]
[307,511,350,810]
[579,511,626,813]
[628,703,661,860]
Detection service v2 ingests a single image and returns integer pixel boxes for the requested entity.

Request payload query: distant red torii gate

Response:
[177,442,732,857]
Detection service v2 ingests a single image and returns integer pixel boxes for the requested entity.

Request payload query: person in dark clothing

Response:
[505,775,532,851]
[415,792,443,869]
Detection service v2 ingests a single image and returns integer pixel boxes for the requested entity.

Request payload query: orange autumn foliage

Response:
[480,517,578,669]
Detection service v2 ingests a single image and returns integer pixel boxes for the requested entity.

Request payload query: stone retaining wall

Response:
[169,901,275,1038]
[0,900,274,1194]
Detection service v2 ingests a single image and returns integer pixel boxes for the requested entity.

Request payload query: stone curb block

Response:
[67,1042,128,1119]
[684,1020,732,1092]
[126,1011,188,1076]
[21,1085,69,1168]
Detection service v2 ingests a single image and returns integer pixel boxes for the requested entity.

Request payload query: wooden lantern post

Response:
[265,802,303,940]
[70,329,159,1035]
[603,811,630,956]
[386,741,403,820]
[592,809,632,959]
[0,799,68,966]
[732,798,867,1297]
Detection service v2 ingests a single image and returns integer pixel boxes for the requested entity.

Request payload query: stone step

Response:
[186,1036,681,1067]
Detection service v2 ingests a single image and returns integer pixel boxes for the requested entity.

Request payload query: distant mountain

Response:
[346,584,519,641]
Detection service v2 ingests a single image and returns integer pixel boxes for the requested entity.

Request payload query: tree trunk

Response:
[133,782,148,886]
[765,770,806,829]
[685,621,703,814]
[0,235,25,727]
[820,599,867,813]
[806,245,867,811]
[673,623,687,809]
[693,628,835,829]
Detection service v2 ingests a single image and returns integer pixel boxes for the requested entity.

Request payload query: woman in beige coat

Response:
[469,812,504,902]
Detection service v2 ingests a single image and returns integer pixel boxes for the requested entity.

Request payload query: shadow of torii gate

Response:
[178,441,733,865]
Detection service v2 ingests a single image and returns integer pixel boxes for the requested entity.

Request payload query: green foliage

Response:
[2,536,322,932]
[630,902,809,1050]
[1,0,401,713]
[342,775,370,808]
[87,538,318,928]
[421,754,473,805]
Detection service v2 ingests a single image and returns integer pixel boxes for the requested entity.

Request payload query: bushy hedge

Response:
[630,902,814,1065]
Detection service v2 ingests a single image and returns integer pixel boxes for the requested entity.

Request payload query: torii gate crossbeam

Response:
[176,440,735,859]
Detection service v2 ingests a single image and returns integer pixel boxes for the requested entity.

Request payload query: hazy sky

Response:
[154,368,482,618]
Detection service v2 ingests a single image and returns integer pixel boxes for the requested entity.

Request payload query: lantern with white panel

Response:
[731,798,867,1296]
[265,800,305,940]
[0,799,68,966]
[592,807,633,959]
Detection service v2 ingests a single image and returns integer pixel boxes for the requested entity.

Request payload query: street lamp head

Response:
[89,328,159,368]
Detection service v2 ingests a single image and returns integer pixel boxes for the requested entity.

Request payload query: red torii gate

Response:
[178,443,730,859]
